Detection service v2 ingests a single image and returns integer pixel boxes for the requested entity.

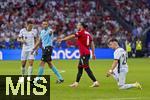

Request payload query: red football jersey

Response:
[75,29,92,56]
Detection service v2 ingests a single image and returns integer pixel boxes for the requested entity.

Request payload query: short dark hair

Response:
[43,19,48,23]
[108,38,119,44]
[80,22,88,28]
[27,20,33,24]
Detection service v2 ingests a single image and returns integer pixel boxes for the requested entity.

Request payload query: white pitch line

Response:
[59,70,66,73]
[94,97,148,100]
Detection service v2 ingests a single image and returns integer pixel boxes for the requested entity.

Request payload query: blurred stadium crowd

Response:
[0,0,150,56]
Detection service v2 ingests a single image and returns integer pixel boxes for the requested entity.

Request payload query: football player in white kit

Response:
[17,21,38,81]
[106,39,142,90]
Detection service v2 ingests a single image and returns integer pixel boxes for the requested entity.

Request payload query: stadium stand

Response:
[0,0,149,57]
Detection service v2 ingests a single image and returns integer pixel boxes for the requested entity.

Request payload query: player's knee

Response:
[29,63,33,66]
[22,61,26,67]
[22,63,26,68]
[47,62,53,68]
[84,67,92,72]
[40,61,45,66]
[29,61,34,66]
[118,82,126,89]
[77,72,82,77]
[49,65,53,68]
[77,69,83,76]
[119,85,126,89]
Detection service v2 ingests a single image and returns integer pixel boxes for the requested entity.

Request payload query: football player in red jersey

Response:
[58,22,99,87]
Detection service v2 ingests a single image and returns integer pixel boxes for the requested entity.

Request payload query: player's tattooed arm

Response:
[91,41,96,60]
[106,59,118,77]
[31,37,41,54]
[110,60,118,71]
[34,38,41,50]
[33,35,40,54]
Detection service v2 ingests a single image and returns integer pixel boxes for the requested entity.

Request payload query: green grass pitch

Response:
[0,58,150,100]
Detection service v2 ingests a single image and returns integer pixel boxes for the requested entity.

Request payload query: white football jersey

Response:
[114,47,128,72]
[18,28,38,51]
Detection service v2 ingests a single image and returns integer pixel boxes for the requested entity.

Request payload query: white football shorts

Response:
[21,50,35,61]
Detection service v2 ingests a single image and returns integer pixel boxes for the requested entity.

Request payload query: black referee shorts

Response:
[41,46,53,62]
[78,55,90,68]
